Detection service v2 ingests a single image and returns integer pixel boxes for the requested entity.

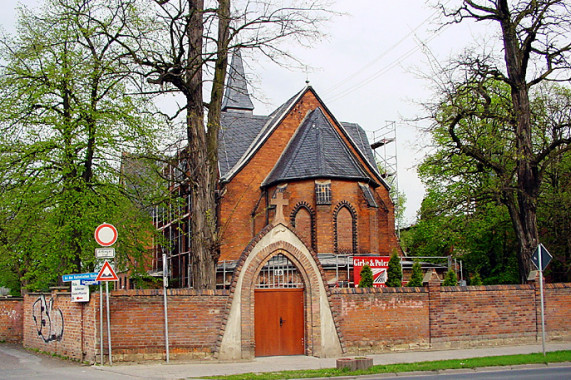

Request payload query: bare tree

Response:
[429,0,571,281]
[118,0,330,288]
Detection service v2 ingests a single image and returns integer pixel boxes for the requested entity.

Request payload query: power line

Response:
[322,11,447,103]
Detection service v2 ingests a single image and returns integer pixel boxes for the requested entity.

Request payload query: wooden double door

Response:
[254,288,305,356]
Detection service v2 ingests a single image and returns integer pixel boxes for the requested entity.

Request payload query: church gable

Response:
[263,107,373,188]
[220,86,385,189]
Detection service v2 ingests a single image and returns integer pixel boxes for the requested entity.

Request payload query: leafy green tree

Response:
[407,261,424,287]
[386,251,402,287]
[0,0,164,291]
[401,190,462,258]
[536,147,571,282]
[358,264,373,288]
[430,1,571,282]
[442,269,458,286]
[417,81,569,283]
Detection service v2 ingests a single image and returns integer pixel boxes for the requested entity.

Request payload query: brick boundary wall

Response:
[22,288,229,363]
[543,283,571,340]
[18,282,571,362]
[23,290,95,361]
[330,287,430,354]
[429,284,538,348]
[105,288,229,362]
[0,298,23,343]
[330,282,571,354]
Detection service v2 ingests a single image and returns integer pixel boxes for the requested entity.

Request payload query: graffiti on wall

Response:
[32,295,64,343]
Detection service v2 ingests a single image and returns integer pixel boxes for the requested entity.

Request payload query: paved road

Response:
[350,364,571,379]
[1,343,570,380]
[0,344,139,380]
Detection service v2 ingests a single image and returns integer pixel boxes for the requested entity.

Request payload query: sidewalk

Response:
[92,342,571,379]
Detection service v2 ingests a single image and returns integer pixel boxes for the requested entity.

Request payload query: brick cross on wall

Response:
[270,191,289,225]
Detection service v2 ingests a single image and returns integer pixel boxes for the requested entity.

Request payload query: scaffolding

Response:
[370,121,400,235]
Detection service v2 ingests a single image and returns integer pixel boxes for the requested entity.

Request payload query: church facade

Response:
[154,52,401,358]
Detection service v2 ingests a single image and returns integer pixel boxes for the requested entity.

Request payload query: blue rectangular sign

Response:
[62,272,98,282]
[80,280,100,286]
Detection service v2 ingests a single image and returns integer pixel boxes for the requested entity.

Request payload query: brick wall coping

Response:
[24,289,230,297]
[331,282,571,295]
[440,284,534,292]
[0,297,23,301]
[544,283,571,289]
[109,288,230,297]
[332,287,427,294]
[440,282,571,292]
[26,291,71,295]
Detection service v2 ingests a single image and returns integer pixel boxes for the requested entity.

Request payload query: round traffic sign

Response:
[94,223,118,247]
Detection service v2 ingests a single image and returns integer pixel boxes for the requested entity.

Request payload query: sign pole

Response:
[100,283,104,366]
[105,281,112,365]
[539,249,546,357]
[163,253,170,363]
[93,223,118,366]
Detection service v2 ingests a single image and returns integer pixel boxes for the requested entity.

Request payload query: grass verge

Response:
[204,350,571,380]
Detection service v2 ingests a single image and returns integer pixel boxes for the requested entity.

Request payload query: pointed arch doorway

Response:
[217,224,343,360]
[254,252,305,356]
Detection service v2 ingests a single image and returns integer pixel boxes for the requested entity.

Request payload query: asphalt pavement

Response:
[89,342,571,379]
[2,342,570,379]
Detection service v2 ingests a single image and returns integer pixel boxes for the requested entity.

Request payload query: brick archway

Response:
[217,223,343,360]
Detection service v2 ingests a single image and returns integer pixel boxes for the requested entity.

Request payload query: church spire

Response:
[222,50,255,113]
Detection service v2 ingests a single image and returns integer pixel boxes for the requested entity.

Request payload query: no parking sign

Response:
[94,223,117,247]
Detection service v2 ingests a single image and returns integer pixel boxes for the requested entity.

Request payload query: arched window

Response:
[290,202,316,251]
[334,201,357,254]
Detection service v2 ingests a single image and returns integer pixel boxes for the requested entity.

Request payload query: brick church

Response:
[152,52,401,358]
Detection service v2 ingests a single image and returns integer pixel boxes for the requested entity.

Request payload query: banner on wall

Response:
[353,256,390,287]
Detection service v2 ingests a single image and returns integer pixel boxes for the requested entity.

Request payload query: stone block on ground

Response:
[336,358,357,371]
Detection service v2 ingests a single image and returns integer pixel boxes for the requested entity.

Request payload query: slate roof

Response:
[219,89,305,182]
[342,122,378,171]
[219,112,269,177]
[262,108,373,187]
[221,51,255,112]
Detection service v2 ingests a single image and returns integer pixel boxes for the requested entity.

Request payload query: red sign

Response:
[353,256,390,287]
[95,260,119,282]
[94,223,118,247]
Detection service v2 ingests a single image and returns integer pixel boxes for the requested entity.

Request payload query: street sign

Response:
[81,279,100,286]
[96,260,119,281]
[95,248,115,259]
[532,243,552,271]
[95,223,118,247]
[62,272,98,282]
[71,280,90,302]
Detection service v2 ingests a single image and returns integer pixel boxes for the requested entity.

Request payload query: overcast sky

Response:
[1,0,494,225]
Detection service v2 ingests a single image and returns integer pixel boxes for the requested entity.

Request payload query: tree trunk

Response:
[184,0,218,289]
[504,192,538,282]
[499,1,541,282]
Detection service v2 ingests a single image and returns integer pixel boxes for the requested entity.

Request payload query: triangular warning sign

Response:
[96,260,119,281]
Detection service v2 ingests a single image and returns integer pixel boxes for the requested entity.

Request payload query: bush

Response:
[470,272,483,286]
[359,264,373,288]
[386,250,402,287]
[407,261,424,287]
[442,269,458,286]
